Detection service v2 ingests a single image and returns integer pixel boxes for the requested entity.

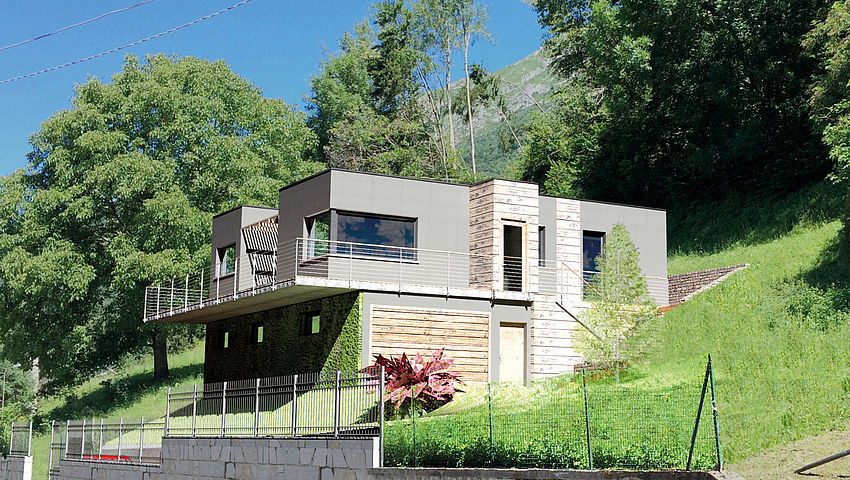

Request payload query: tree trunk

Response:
[152,326,170,382]
[463,40,476,174]
[445,51,456,153]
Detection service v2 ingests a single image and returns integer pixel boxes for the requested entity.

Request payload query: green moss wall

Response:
[203,292,362,383]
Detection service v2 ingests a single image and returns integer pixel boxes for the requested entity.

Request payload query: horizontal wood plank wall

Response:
[370,305,490,382]
[531,294,582,378]
[529,199,583,379]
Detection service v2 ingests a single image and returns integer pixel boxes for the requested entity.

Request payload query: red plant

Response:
[365,348,464,413]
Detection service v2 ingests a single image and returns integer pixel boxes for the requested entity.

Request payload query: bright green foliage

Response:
[806,1,850,252]
[528,0,831,206]
[0,54,320,390]
[577,224,656,367]
[307,11,454,179]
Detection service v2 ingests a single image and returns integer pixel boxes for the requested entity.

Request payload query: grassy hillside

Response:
[30,343,205,480]
[657,180,850,462]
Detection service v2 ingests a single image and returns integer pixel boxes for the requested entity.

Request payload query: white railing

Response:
[144,238,669,319]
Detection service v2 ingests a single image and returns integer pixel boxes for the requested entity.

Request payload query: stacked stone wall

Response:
[668,265,748,306]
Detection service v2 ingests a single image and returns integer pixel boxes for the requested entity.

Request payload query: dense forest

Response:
[0,0,849,412]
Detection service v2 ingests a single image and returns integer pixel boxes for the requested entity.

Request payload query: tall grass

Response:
[653,180,850,461]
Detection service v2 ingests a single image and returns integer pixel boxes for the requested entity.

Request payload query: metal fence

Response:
[8,420,31,456]
[47,369,384,478]
[165,369,384,438]
[384,358,722,471]
[144,238,669,319]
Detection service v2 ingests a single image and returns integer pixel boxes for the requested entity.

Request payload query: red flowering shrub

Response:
[365,348,463,414]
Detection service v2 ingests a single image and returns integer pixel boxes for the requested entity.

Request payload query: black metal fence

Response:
[384,357,722,470]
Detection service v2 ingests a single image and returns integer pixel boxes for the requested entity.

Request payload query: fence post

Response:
[99,419,103,459]
[170,278,174,311]
[254,378,261,437]
[48,421,55,477]
[143,288,148,318]
[80,419,85,459]
[379,366,385,468]
[164,387,171,438]
[411,385,416,468]
[334,371,341,437]
[709,355,722,471]
[118,418,123,461]
[139,417,145,462]
[188,384,196,437]
[200,270,204,303]
[582,369,593,469]
[291,375,298,437]
[221,381,228,437]
[27,421,32,457]
[8,422,12,455]
[156,286,161,314]
[687,357,711,471]
[64,420,70,460]
[487,381,495,466]
[184,274,189,307]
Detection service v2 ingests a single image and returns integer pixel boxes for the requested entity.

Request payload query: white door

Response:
[499,323,525,383]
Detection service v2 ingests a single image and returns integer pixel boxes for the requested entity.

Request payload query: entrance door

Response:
[499,322,526,383]
[503,223,524,291]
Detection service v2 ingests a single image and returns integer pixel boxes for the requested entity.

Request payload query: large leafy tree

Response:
[0,54,320,389]
[528,0,831,207]
[806,0,850,252]
[307,2,469,180]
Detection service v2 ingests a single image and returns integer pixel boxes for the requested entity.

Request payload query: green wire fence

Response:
[384,355,722,471]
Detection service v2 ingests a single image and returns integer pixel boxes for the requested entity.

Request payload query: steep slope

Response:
[451,48,563,175]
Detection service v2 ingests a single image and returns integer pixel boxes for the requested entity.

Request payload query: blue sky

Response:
[0,0,545,176]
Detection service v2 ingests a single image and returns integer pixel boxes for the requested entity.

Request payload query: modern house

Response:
[143,169,668,384]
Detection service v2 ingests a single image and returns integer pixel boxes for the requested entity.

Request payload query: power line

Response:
[0,0,157,53]
[0,0,255,85]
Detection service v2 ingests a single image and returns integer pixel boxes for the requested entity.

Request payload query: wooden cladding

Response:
[370,305,490,382]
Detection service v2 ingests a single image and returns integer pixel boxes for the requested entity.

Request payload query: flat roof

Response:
[206,168,665,217]
[212,204,277,219]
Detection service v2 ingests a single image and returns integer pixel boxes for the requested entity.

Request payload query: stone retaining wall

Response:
[0,456,32,480]
[668,264,748,306]
[57,437,379,480]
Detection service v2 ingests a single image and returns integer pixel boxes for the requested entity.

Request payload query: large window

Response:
[304,210,417,259]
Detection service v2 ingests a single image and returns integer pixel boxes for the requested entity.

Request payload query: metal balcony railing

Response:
[143,238,669,320]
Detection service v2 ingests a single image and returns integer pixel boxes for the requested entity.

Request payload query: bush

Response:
[366,349,463,415]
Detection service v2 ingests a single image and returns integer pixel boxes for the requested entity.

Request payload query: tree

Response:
[806,0,850,253]
[0,54,320,390]
[457,1,489,174]
[576,223,656,383]
[530,0,832,206]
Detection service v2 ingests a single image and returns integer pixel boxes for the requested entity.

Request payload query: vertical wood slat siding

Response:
[369,305,490,382]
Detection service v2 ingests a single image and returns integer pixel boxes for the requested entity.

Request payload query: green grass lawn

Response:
[31,343,205,480]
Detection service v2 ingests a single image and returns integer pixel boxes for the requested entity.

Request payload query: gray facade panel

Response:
[362,292,532,383]
[538,196,558,264]
[278,170,332,245]
[329,170,470,253]
[578,201,667,278]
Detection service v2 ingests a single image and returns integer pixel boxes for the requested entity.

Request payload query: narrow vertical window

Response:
[221,330,230,349]
[251,323,264,344]
[538,226,546,266]
[218,244,236,276]
[306,212,330,257]
[300,311,321,336]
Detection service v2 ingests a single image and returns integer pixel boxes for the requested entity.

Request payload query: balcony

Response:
[143,239,668,323]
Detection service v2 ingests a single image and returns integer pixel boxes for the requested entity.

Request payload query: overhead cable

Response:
[0,0,255,85]
[0,0,157,53]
